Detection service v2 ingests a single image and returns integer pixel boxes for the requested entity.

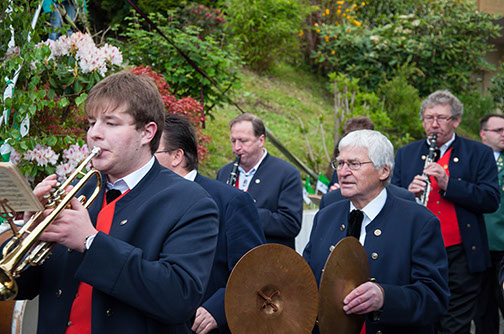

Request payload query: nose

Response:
[87,122,104,141]
[232,141,242,153]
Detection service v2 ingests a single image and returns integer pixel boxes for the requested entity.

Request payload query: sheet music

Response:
[0,163,43,212]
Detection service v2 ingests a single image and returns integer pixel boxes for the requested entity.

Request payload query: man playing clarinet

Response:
[216,113,303,250]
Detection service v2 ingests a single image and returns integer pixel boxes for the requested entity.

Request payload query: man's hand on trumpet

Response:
[26,174,98,253]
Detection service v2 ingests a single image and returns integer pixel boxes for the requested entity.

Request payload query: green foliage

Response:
[225,0,309,72]
[376,65,424,145]
[351,0,417,25]
[459,90,497,138]
[489,63,504,111]
[313,0,501,96]
[115,11,242,113]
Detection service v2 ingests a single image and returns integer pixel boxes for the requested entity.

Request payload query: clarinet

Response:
[420,133,438,206]
[226,155,241,186]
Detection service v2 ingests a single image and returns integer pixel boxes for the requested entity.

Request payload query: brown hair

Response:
[85,70,165,154]
[480,114,504,131]
[229,113,266,138]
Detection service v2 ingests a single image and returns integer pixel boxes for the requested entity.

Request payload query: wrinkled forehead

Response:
[337,145,369,160]
[85,97,130,119]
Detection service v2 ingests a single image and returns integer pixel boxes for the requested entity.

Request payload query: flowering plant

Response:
[1,30,123,185]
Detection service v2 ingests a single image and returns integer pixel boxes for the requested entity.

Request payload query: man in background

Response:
[156,113,265,334]
[216,113,303,249]
[392,90,499,334]
[474,114,504,334]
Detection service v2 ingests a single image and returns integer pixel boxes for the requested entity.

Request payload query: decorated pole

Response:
[1,2,43,162]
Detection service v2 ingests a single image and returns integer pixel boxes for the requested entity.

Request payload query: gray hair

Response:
[420,90,463,120]
[338,130,394,185]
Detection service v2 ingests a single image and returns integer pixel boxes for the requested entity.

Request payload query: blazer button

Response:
[377,331,383,334]
[67,321,72,327]
[106,308,113,317]
[371,252,378,260]
[467,224,471,228]
[56,289,62,298]
[374,229,382,237]
[472,246,477,251]
[67,248,72,253]
[340,224,346,231]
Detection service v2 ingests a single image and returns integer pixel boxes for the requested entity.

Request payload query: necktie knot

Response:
[106,189,122,204]
[347,209,364,239]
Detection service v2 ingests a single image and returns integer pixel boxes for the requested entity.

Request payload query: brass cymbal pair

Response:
[225,238,369,334]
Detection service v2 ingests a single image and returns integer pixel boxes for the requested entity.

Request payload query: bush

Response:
[312,0,501,96]
[225,0,309,72]
[115,11,242,113]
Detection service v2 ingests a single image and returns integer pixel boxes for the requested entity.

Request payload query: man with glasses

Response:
[391,90,500,334]
[216,113,303,250]
[474,114,504,334]
[304,129,449,334]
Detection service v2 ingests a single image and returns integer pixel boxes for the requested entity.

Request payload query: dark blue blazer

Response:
[13,161,219,334]
[392,135,500,273]
[217,153,303,249]
[194,173,265,333]
[319,183,415,209]
[303,190,450,334]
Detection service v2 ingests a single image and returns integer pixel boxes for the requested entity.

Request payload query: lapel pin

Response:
[120,220,128,226]
[453,157,459,163]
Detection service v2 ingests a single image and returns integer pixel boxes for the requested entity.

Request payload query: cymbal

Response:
[225,244,318,334]
[318,237,370,334]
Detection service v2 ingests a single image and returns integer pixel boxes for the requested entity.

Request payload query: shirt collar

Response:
[238,148,268,177]
[107,156,155,193]
[494,151,501,161]
[183,169,198,181]
[349,187,387,222]
[426,133,456,158]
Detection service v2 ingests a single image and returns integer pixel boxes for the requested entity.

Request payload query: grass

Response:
[198,62,336,180]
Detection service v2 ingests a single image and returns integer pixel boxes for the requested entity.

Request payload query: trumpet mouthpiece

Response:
[91,147,102,156]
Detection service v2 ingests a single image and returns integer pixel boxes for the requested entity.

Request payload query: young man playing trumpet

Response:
[8,71,219,334]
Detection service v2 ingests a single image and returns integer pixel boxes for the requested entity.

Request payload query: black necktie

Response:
[106,189,122,204]
[347,209,364,239]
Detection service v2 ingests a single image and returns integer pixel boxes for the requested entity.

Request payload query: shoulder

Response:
[217,162,234,180]
[198,174,255,204]
[262,154,300,176]
[396,139,424,153]
[456,136,492,153]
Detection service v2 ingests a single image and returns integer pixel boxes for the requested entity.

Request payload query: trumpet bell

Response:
[0,266,18,301]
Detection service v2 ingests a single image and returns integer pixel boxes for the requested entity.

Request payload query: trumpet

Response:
[0,146,102,301]
[420,134,438,206]
[226,155,241,186]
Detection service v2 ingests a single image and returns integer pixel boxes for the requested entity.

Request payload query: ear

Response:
[171,149,185,168]
[379,166,390,182]
[258,134,265,148]
[141,121,157,145]
[452,116,461,129]
[480,129,486,143]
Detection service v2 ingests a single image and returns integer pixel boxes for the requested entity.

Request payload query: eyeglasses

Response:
[483,128,504,134]
[423,116,454,124]
[331,160,373,170]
